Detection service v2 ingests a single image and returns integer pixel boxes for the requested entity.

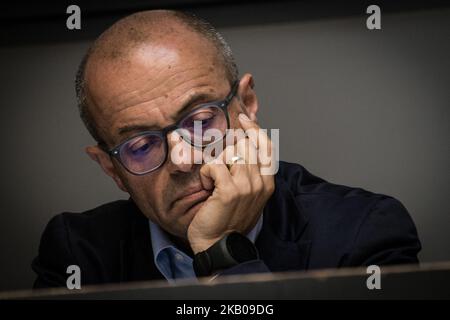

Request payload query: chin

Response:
[172,201,206,238]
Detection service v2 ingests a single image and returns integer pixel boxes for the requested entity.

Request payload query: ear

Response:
[85,145,128,192]
[237,73,258,122]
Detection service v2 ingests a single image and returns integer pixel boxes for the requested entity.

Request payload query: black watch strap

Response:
[193,232,258,277]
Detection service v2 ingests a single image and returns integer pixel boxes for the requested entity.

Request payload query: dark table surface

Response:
[2,262,450,300]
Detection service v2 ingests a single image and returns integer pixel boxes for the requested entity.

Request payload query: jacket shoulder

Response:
[277,161,375,199]
[277,161,394,211]
[32,199,140,288]
[56,199,138,240]
[276,161,421,267]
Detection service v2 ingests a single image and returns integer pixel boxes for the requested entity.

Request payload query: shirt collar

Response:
[149,214,264,260]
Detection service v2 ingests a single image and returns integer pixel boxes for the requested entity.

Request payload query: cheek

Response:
[125,174,168,215]
[124,172,194,238]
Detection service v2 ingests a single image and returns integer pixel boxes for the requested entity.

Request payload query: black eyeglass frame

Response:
[100,81,240,176]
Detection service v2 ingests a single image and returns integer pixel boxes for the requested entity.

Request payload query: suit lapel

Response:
[256,175,312,272]
[121,200,165,282]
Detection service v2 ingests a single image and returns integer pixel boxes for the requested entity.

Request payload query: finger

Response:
[227,137,249,176]
[215,144,238,172]
[239,138,265,198]
[200,161,234,191]
[200,169,214,190]
[238,113,274,175]
[231,139,264,203]
[238,113,264,149]
[238,113,272,159]
[234,137,259,175]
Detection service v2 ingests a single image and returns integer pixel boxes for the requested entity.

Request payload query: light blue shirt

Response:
[149,215,263,283]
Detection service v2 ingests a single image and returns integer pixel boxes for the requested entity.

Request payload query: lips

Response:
[173,185,212,214]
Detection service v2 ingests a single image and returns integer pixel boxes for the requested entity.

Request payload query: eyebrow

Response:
[115,91,218,141]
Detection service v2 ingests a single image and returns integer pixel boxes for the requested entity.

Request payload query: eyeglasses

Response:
[103,81,239,175]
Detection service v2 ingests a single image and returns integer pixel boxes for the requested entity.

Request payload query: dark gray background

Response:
[0,1,449,291]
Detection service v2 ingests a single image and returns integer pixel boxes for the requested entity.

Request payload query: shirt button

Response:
[175,253,184,261]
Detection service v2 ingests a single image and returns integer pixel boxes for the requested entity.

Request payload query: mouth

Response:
[173,186,212,215]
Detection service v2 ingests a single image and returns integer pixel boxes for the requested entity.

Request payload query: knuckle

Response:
[253,178,264,193]
[266,180,276,195]
[239,183,252,196]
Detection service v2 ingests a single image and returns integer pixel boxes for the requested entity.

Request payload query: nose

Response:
[165,131,202,173]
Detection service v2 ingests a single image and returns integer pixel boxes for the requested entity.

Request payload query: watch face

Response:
[226,232,258,262]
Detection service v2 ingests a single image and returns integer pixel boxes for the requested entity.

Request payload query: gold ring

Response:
[227,155,244,170]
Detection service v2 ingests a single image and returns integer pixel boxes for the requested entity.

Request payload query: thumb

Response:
[199,162,233,191]
[200,167,214,190]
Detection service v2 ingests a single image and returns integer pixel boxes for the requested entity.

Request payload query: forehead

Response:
[85,39,229,145]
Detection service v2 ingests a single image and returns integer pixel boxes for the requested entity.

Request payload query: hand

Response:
[187,113,275,254]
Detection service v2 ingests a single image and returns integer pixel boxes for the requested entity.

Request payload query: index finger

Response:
[238,113,272,156]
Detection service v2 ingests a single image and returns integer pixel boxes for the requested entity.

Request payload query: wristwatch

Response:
[193,232,259,277]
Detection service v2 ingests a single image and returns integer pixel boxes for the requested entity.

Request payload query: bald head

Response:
[76,10,238,143]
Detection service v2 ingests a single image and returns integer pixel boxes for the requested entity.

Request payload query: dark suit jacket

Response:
[32,161,421,288]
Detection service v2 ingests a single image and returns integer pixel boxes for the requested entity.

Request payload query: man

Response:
[32,10,421,288]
